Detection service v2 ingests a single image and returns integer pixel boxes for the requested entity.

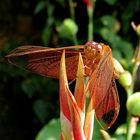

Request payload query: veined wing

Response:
[6,45,85,80]
[87,46,114,108]
[86,46,119,128]
[95,78,119,129]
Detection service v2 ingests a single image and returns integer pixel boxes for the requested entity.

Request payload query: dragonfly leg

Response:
[84,65,92,76]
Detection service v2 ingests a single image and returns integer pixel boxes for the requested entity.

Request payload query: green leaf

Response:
[104,0,117,5]
[113,134,126,140]
[115,123,140,136]
[92,117,102,140]
[34,1,46,14]
[115,124,127,135]
[22,79,36,98]
[42,26,53,46]
[100,15,118,32]
[136,124,140,135]
[112,49,123,61]
[117,40,134,62]
[33,100,50,123]
[36,119,61,140]
[99,28,120,42]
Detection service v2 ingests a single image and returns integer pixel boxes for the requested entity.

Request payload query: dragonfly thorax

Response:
[84,41,104,75]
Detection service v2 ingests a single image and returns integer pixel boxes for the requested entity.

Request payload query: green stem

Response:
[125,68,135,140]
[126,35,140,140]
[126,116,133,140]
[87,0,96,41]
[126,88,133,140]
[68,0,78,45]
[72,34,78,45]
[126,115,139,140]
[87,7,93,41]
[68,0,75,21]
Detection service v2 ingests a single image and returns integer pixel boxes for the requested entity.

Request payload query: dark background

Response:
[0,0,139,139]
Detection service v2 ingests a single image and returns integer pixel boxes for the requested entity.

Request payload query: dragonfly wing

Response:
[6,45,85,80]
[87,47,119,129]
[95,78,119,129]
[87,50,114,109]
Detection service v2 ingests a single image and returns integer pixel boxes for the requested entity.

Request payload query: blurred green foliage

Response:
[35,119,61,140]
[0,0,139,139]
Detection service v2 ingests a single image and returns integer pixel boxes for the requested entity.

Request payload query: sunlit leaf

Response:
[35,119,61,140]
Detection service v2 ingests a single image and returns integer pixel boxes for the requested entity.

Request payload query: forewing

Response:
[95,79,119,129]
[86,46,119,129]
[87,48,114,109]
[6,45,85,79]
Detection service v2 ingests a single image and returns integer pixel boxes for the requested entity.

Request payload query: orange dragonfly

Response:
[6,41,119,129]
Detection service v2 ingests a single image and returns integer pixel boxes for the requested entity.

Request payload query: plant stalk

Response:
[87,0,96,41]
[126,34,140,140]
[68,0,78,45]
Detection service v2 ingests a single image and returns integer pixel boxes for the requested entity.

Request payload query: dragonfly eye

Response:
[85,41,103,53]
[92,43,102,53]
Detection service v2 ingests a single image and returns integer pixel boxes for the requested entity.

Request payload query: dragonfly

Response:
[6,41,119,129]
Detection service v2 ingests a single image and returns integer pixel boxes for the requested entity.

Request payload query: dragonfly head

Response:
[84,41,104,60]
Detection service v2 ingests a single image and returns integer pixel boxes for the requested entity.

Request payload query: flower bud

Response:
[58,18,78,36]
[119,71,132,88]
[136,24,140,36]
[112,58,124,78]
[126,92,140,117]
